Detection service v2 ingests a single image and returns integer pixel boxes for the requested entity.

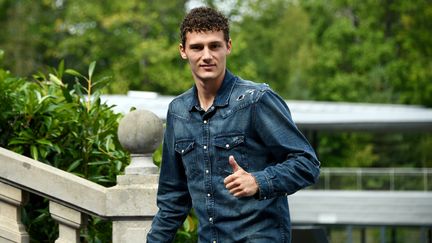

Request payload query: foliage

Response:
[0,61,129,242]
[174,210,199,243]
[1,0,431,105]
[0,0,190,94]
[230,0,432,106]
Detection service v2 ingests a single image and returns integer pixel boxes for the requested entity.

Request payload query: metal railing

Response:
[311,167,432,191]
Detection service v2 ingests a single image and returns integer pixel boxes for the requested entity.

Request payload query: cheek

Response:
[188,59,199,69]
[188,54,200,64]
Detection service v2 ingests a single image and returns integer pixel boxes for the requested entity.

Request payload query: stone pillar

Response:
[49,201,84,243]
[0,182,29,243]
[110,109,163,243]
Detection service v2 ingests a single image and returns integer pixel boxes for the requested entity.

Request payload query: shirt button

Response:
[203,145,207,150]
[225,144,230,148]
[213,241,217,243]
[209,217,213,223]
[207,193,211,197]
[181,149,184,153]
[203,120,208,124]
[205,170,209,174]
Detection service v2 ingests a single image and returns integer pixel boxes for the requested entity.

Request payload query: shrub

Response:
[0,61,129,242]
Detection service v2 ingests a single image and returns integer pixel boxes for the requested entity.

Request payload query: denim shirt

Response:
[147,70,320,243]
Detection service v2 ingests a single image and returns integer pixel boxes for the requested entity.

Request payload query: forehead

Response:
[185,30,225,45]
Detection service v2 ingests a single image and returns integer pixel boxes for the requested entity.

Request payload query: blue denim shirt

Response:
[147,70,320,243]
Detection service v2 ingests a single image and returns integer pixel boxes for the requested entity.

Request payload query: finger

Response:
[231,187,251,198]
[225,180,240,190]
[224,174,234,185]
[229,155,240,172]
[224,168,245,185]
[230,187,243,196]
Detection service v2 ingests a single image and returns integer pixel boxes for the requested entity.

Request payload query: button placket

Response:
[202,116,215,231]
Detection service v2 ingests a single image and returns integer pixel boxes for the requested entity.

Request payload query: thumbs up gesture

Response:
[224,155,259,198]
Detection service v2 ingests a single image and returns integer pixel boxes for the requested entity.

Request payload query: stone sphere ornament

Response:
[117,109,164,154]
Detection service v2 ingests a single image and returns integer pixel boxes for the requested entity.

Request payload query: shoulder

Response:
[231,76,274,104]
[233,76,290,114]
[167,88,194,120]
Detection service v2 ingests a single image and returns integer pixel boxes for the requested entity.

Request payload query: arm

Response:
[147,112,192,243]
[251,89,320,200]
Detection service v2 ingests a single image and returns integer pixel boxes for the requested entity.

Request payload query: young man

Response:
[147,7,320,243]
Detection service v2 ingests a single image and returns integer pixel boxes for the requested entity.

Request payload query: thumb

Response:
[229,155,241,172]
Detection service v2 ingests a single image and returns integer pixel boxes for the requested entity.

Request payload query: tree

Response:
[0,0,191,94]
[300,0,432,105]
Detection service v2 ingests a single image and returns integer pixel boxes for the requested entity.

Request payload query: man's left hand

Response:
[223,155,259,198]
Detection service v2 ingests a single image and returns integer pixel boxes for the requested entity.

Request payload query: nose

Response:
[202,47,212,61]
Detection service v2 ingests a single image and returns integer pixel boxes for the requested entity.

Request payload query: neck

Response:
[196,85,217,111]
[194,73,225,111]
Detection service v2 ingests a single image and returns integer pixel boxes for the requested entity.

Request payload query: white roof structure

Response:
[101,91,432,132]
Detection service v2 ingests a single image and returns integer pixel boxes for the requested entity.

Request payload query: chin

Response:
[196,73,217,81]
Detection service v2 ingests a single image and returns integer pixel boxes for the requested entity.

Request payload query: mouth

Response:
[200,64,216,69]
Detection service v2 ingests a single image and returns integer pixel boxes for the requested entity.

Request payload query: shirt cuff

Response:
[251,171,273,200]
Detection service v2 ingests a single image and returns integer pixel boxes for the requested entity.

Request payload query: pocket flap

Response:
[175,140,195,155]
[214,135,245,149]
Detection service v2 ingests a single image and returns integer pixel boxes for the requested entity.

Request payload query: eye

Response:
[189,45,203,51]
[210,43,221,49]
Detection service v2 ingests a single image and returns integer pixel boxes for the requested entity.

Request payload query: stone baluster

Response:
[0,182,29,243]
[109,109,163,243]
[49,201,85,243]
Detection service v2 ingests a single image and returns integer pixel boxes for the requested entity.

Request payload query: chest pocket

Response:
[175,139,198,177]
[214,134,247,176]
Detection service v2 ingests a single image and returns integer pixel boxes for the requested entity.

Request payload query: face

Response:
[180,30,232,85]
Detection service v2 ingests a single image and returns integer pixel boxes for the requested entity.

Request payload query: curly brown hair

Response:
[180,7,230,46]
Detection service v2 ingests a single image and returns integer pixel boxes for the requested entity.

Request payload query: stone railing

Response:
[0,109,163,243]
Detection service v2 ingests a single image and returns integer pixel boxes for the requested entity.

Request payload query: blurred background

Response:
[1,0,431,164]
[1,0,431,242]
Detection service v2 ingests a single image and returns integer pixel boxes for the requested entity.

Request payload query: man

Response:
[147,6,320,243]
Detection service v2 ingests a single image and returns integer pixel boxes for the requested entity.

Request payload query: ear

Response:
[226,39,232,55]
[179,44,187,59]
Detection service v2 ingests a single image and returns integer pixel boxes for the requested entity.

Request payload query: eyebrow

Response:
[188,41,223,48]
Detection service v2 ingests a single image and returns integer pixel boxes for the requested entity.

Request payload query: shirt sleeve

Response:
[250,89,320,200]
[147,109,192,243]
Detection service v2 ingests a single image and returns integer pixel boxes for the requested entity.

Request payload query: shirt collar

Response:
[189,70,236,111]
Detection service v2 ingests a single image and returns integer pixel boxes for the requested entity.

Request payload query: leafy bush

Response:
[0,61,129,242]
[1,60,199,242]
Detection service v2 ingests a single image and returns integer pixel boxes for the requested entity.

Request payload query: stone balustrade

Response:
[0,182,29,242]
[0,109,163,243]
